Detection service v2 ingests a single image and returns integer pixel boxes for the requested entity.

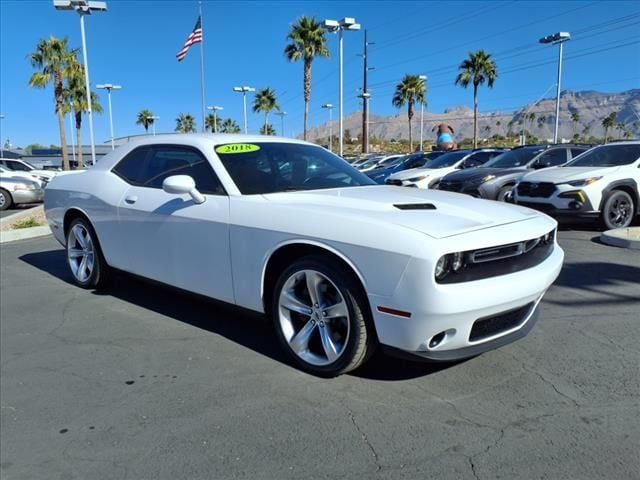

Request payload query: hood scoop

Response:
[394,203,436,211]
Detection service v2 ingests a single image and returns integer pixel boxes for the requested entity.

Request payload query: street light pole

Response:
[322,104,334,152]
[96,83,121,150]
[540,32,570,144]
[275,111,287,136]
[324,18,360,157]
[233,86,255,134]
[418,75,427,151]
[146,115,159,136]
[0,114,4,158]
[207,105,223,133]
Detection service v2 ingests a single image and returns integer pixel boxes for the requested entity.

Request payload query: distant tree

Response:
[253,88,280,131]
[28,36,76,170]
[136,109,155,133]
[392,74,427,151]
[570,112,580,137]
[24,144,47,154]
[537,115,547,130]
[175,113,197,133]
[64,56,102,168]
[616,122,626,139]
[455,49,497,148]
[260,123,276,135]
[219,118,241,133]
[284,16,329,140]
[205,113,218,133]
[483,125,491,137]
[601,112,616,143]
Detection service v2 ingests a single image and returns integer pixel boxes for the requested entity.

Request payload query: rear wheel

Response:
[601,190,634,229]
[272,255,375,377]
[0,188,12,211]
[66,217,111,288]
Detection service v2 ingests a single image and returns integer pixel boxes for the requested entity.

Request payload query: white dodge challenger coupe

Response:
[44,134,564,376]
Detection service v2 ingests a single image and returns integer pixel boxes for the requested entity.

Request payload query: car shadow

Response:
[548,261,640,306]
[19,249,457,381]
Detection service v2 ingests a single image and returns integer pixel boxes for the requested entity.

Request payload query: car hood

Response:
[388,166,448,181]
[443,167,527,182]
[31,169,56,178]
[263,185,540,239]
[521,166,620,183]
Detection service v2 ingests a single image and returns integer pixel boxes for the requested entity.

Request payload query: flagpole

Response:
[199,1,206,133]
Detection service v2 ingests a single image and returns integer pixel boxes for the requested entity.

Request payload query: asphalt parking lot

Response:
[1,230,639,480]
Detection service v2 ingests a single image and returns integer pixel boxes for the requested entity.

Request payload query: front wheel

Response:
[0,188,12,211]
[497,185,514,202]
[66,217,111,288]
[601,190,635,229]
[272,256,376,377]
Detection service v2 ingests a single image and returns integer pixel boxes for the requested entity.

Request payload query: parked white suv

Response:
[0,158,57,185]
[514,142,640,229]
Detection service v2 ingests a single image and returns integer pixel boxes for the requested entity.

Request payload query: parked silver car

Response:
[0,174,45,210]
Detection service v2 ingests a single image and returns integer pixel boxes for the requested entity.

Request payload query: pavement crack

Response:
[346,406,381,472]
[468,456,480,480]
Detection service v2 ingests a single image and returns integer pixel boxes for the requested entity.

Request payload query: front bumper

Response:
[516,192,598,220]
[12,188,45,204]
[368,220,563,360]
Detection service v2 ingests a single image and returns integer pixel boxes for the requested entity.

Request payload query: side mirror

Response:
[162,175,205,204]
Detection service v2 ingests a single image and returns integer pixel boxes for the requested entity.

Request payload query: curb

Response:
[0,226,52,244]
[0,205,43,226]
[600,227,640,250]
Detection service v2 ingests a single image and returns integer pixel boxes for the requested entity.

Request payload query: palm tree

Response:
[205,113,218,133]
[175,113,197,133]
[616,122,626,140]
[601,112,616,143]
[260,123,276,135]
[284,16,329,140]
[219,118,241,133]
[455,50,498,148]
[136,109,155,133]
[253,88,280,131]
[28,36,76,170]
[537,115,547,130]
[484,125,491,138]
[392,74,426,151]
[570,112,580,137]
[64,56,102,168]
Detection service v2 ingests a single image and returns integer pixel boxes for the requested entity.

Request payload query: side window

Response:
[570,148,586,159]
[8,160,31,171]
[537,149,567,167]
[113,145,225,195]
[465,152,492,166]
[112,146,152,184]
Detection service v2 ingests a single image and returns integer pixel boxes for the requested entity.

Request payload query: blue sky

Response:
[1,0,639,147]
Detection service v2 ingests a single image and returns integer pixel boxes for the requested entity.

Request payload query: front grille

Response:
[517,201,556,214]
[469,302,534,342]
[517,181,556,198]
[438,181,464,192]
[385,179,402,186]
[438,230,556,284]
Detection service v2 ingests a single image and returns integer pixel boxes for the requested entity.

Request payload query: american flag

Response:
[176,16,202,62]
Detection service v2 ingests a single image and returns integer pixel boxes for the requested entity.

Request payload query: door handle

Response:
[124,195,138,204]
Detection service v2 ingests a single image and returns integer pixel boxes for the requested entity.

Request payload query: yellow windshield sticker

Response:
[215,143,260,154]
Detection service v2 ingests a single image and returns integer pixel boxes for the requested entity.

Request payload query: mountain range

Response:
[307,89,640,144]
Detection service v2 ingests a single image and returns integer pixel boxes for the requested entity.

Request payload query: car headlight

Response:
[564,176,602,187]
[14,183,37,191]
[482,174,496,182]
[407,175,428,182]
[434,252,464,280]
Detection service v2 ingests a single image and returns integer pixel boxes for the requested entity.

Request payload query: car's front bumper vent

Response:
[517,182,556,198]
[469,302,535,342]
[394,203,436,210]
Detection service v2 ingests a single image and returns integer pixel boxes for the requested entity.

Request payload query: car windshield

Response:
[564,144,640,167]
[484,147,545,168]
[425,151,469,169]
[359,158,381,169]
[216,142,376,194]
[378,155,402,166]
[5,161,32,171]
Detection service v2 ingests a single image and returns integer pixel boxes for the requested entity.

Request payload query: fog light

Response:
[429,331,446,349]
[568,201,583,210]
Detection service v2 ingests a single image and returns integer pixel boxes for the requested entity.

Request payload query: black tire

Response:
[497,185,514,202]
[601,190,635,230]
[271,255,376,377]
[0,188,13,211]
[66,217,111,289]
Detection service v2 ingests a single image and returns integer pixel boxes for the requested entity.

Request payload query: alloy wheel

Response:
[608,197,631,228]
[67,224,95,283]
[278,269,350,366]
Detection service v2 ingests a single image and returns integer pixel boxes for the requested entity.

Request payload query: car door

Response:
[113,144,234,303]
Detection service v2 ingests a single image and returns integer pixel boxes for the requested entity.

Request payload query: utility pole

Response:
[362,29,369,154]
